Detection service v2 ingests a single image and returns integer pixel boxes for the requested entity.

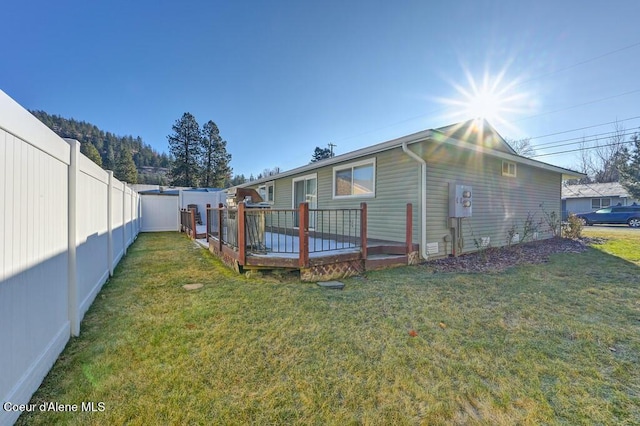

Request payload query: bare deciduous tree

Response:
[506,138,536,157]
[572,121,629,184]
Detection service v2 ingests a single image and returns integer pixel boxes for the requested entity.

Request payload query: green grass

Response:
[17,232,640,425]
[582,226,640,265]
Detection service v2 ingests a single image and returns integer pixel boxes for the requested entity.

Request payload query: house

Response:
[235,119,582,267]
[562,182,639,218]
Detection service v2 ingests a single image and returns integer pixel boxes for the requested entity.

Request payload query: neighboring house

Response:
[238,119,583,260]
[562,182,640,218]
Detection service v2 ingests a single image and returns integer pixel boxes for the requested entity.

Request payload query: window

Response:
[591,198,611,209]
[333,159,375,198]
[502,161,517,177]
[258,181,275,203]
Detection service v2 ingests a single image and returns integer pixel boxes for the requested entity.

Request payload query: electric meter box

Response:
[449,183,472,218]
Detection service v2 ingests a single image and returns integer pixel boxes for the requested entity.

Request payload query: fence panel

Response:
[0,90,141,426]
[76,154,110,326]
[111,180,125,268]
[0,92,71,426]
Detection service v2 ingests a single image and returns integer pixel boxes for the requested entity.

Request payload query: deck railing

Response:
[180,208,196,238]
[206,202,368,267]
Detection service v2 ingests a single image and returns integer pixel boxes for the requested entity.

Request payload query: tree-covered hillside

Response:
[31,110,170,184]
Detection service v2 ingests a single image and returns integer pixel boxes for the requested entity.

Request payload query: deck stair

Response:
[365,244,409,270]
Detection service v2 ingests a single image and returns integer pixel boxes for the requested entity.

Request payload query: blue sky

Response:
[2,1,639,178]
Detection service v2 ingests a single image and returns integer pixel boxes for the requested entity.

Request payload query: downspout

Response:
[402,142,428,261]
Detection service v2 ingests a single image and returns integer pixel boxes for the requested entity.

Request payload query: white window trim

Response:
[332,158,376,199]
[291,174,318,209]
[502,160,517,177]
[259,181,275,204]
[591,198,611,209]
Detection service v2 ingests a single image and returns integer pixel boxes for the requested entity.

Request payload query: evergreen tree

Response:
[619,134,640,200]
[159,153,171,168]
[168,112,202,187]
[81,142,103,167]
[229,174,247,187]
[310,146,333,163]
[201,120,232,188]
[30,110,167,177]
[103,140,116,170]
[114,145,138,183]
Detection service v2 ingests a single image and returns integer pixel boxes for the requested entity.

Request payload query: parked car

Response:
[576,205,640,228]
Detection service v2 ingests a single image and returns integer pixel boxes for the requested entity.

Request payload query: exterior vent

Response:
[426,242,439,255]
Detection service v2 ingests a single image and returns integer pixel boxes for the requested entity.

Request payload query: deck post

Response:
[299,202,309,268]
[218,203,224,252]
[360,202,368,259]
[191,209,197,239]
[206,203,211,242]
[406,203,413,254]
[238,202,246,265]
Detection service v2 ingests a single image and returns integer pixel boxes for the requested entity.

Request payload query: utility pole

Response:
[328,142,337,157]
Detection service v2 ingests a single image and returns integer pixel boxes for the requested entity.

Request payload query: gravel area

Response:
[424,237,597,273]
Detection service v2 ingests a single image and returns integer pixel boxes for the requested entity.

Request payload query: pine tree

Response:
[103,140,116,170]
[230,174,247,187]
[114,145,138,183]
[310,146,333,163]
[81,142,103,167]
[168,112,202,187]
[201,120,232,188]
[619,134,640,200]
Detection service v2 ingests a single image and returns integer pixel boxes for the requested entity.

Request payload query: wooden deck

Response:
[183,202,419,281]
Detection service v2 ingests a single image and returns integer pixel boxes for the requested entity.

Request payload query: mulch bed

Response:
[424,237,599,273]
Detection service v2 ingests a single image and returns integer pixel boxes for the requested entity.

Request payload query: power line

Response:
[513,88,640,123]
[528,115,640,141]
[532,128,639,149]
[531,139,636,158]
[515,41,640,88]
[532,130,637,152]
[331,41,640,145]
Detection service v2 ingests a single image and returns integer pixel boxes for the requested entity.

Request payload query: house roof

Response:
[562,182,632,199]
[435,119,517,155]
[182,188,223,192]
[239,119,584,187]
[138,189,180,196]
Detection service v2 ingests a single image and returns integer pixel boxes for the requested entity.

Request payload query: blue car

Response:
[576,205,640,228]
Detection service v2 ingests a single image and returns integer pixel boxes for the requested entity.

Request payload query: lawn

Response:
[582,226,640,266]
[17,230,640,425]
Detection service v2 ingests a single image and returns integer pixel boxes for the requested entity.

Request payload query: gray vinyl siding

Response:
[249,147,422,243]
[423,143,561,258]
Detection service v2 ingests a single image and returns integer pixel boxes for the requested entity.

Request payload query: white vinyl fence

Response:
[0,90,140,426]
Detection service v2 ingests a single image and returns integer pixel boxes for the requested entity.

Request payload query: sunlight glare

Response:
[437,63,534,133]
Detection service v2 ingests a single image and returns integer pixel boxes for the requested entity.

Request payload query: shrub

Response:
[541,207,561,237]
[563,213,583,239]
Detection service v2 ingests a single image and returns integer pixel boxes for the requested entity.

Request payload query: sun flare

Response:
[438,64,534,131]
[466,89,503,122]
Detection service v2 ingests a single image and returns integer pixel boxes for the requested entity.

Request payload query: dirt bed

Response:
[424,237,598,273]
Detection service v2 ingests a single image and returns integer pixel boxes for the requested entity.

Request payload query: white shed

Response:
[140,189,180,232]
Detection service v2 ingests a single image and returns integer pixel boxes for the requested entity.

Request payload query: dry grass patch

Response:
[17,232,640,425]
